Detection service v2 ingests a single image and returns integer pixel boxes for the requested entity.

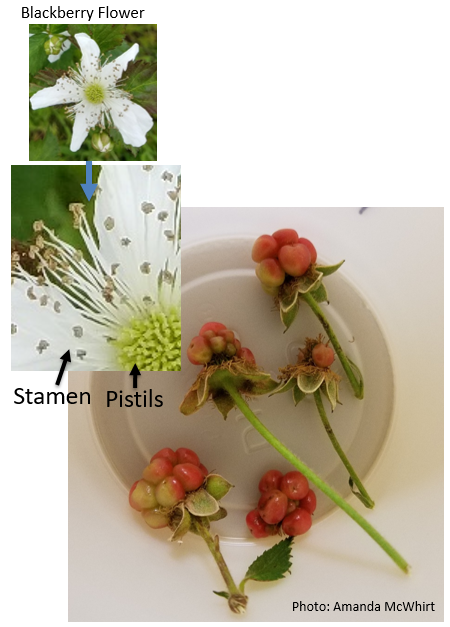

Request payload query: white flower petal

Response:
[93,165,181,308]
[101,43,139,87]
[109,100,153,147]
[70,111,90,151]
[11,276,117,371]
[30,77,80,109]
[75,33,101,81]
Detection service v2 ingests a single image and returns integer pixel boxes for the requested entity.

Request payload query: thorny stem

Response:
[313,390,374,509]
[191,517,248,614]
[219,372,409,574]
[301,291,364,399]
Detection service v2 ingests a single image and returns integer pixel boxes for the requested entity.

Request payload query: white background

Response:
[5,0,447,625]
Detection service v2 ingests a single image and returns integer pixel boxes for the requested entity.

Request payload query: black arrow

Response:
[55,350,71,386]
[130,364,141,388]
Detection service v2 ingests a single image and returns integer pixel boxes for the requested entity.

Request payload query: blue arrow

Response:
[80,161,97,201]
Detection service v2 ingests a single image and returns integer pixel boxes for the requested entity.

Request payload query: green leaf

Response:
[185,488,220,517]
[123,61,157,116]
[29,25,46,35]
[297,370,325,394]
[67,24,125,54]
[321,378,338,412]
[48,24,69,35]
[270,377,296,396]
[29,33,49,76]
[29,132,59,161]
[310,281,328,304]
[293,384,306,406]
[316,259,345,276]
[280,299,299,331]
[213,590,229,599]
[347,357,364,399]
[241,538,294,588]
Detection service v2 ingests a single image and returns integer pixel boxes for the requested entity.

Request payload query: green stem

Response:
[191,517,248,614]
[301,291,364,399]
[219,373,409,574]
[313,390,374,509]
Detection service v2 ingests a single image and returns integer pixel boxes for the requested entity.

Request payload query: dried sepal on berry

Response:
[180,359,278,419]
[168,503,192,543]
[185,488,220,517]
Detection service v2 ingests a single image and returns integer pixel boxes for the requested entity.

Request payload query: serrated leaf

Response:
[213,590,230,599]
[241,537,294,587]
[29,33,49,76]
[280,299,299,331]
[297,370,325,394]
[168,504,191,543]
[185,489,220,517]
[29,132,59,161]
[179,388,201,415]
[68,24,125,54]
[122,60,157,115]
[212,391,236,419]
[316,259,345,276]
[347,357,364,399]
[270,377,296,396]
[310,281,328,304]
[321,378,338,412]
[293,384,306,406]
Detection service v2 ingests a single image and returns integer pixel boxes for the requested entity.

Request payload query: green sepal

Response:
[309,281,329,304]
[297,371,325,394]
[279,290,299,313]
[185,488,220,517]
[208,507,228,522]
[244,373,279,395]
[168,504,191,543]
[347,357,364,399]
[212,391,236,419]
[197,373,211,405]
[315,259,345,276]
[321,378,338,412]
[205,474,234,500]
[213,590,230,599]
[293,384,306,406]
[280,299,299,331]
[349,478,375,509]
[179,388,203,415]
[270,377,296,396]
[292,270,323,294]
[240,537,294,591]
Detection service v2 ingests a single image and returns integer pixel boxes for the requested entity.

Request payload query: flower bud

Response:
[44,35,63,56]
[92,132,114,153]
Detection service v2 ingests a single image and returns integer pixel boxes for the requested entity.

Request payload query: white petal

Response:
[30,77,80,110]
[70,103,102,151]
[109,100,153,147]
[75,33,101,81]
[11,275,117,371]
[101,43,139,87]
[92,165,181,309]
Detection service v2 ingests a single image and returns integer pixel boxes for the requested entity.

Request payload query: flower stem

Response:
[191,517,248,614]
[219,373,409,574]
[301,291,364,399]
[313,390,374,508]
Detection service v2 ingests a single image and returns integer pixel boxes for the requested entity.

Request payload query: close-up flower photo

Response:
[29,24,157,160]
[11,164,180,371]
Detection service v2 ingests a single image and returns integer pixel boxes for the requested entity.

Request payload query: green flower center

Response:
[113,308,181,371]
[84,82,105,104]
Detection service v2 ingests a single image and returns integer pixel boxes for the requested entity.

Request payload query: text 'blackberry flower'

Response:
[30,33,153,152]
[11,165,181,371]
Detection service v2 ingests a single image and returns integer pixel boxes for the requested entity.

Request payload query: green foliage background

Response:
[29,24,157,161]
[11,165,100,253]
